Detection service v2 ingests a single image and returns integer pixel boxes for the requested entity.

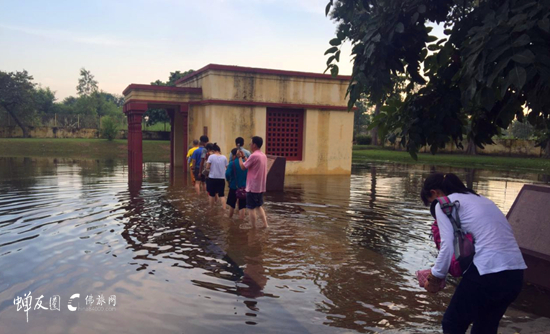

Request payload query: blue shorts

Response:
[246,192,264,209]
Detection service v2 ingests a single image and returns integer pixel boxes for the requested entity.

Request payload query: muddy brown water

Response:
[0,157,549,333]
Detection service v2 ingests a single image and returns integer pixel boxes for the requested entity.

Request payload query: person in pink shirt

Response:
[237,136,268,228]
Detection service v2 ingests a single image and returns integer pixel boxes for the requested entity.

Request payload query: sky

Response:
[0,0,356,100]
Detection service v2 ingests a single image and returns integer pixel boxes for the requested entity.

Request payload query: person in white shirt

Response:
[420,173,526,334]
[205,143,228,209]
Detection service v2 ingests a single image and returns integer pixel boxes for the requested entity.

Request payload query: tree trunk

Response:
[544,140,550,159]
[6,108,29,138]
[370,102,382,146]
[465,138,476,155]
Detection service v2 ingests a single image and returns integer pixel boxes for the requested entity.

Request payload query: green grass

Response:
[143,122,170,132]
[1,139,548,172]
[0,138,170,162]
[353,146,550,173]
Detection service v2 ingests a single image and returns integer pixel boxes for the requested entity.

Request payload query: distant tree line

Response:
[0,68,193,138]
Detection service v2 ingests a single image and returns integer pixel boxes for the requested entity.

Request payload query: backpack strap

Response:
[436,196,463,231]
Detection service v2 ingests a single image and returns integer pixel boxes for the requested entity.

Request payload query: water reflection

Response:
[0,157,548,334]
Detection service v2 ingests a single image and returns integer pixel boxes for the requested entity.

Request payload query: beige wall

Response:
[188,104,266,158]
[178,70,348,107]
[188,105,353,175]
[125,90,202,104]
[287,109,353,175]
[173,112,186,167]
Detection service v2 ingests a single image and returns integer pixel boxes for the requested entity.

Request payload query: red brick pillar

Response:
[124,102,147,182]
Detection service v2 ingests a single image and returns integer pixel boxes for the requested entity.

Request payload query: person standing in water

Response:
[190,136,208,194]
[421,173,526,334]
[205,143,227,209]
[226,148,248,219]
[187,139,199,183]
[229,137,251,161]
[238,136,268,228]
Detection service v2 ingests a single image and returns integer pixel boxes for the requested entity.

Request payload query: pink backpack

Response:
[430,196,475,277]
[431,221,463,277]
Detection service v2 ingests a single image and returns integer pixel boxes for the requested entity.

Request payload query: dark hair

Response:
[231,148,238,158]
[205,143,214,151]
[252,136,263,149]
[420,173,478,206]
[212,143,221,152]
[192,139,199,145]
[235,137,244,146]
[200,135,209,143]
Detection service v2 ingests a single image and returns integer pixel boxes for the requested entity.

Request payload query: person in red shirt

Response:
[238,136,268,228]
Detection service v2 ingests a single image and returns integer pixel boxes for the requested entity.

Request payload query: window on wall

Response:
[266,108,304,161]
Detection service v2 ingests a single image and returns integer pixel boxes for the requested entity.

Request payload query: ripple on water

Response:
[0,158,548,333]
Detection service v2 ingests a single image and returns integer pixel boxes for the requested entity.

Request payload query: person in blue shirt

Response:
[226,148,248,219]
[191,135,208,194]
[228,137,251,161]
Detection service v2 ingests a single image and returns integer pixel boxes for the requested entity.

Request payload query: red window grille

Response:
[266,108,304,161]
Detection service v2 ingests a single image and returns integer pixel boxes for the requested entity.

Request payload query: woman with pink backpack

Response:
[419,173,526,334]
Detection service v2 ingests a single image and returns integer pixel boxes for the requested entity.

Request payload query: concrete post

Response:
[124,102,148,182]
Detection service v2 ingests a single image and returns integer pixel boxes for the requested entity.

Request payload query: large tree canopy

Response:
[326,0,550,158]
[146,70,194,126]
[0,70,36,137]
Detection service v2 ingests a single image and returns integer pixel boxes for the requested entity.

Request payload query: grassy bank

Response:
[1,139,548,172]
[0,138,170,162]
[353,146,550,173]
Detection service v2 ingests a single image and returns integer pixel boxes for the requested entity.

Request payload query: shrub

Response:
[355,135,372,145]
[101,116,119,141]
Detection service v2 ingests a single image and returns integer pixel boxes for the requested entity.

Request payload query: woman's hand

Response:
[424,272,444,293]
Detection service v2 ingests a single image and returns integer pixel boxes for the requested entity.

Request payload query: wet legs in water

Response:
[209,195,226,210]
[248,207,268,228]
[230,207,245,220]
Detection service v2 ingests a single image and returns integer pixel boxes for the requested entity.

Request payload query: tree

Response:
[353,98,371,138]
[101,116,119,141]
[151,70,194,87]
[326,0,550,159]
[34,87,57,114]
[0,70,36,137]
[100,92,124,108]
[76,68,98,96]
[510,120,535,139]
[145,70,194,126]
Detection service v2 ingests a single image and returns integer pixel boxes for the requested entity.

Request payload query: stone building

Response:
[123,64,353,179]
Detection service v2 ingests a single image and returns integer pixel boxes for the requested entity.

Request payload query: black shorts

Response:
[246,192,264,209]
[227,188,247,209]
[193,168,205,183]
[208,178,225,197]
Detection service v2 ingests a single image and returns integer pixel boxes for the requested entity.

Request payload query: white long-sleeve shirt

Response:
[431,193,527,279]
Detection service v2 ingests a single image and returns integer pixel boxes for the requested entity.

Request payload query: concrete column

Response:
[173,111,185,169]
[124,102,147,182]
[166,110,175,169]
[172,104,189,172]
[180,104,189,173]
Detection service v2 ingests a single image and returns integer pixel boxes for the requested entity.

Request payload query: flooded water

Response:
[0,157,549,333]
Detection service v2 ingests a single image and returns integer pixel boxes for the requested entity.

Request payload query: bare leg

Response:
[195,181,201,194]
[228,207,235,218]
[239,206,245,220]
[221,197,226,210]
[208,196,215,207]
[248,208,257,228]
[257,206,268,228]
